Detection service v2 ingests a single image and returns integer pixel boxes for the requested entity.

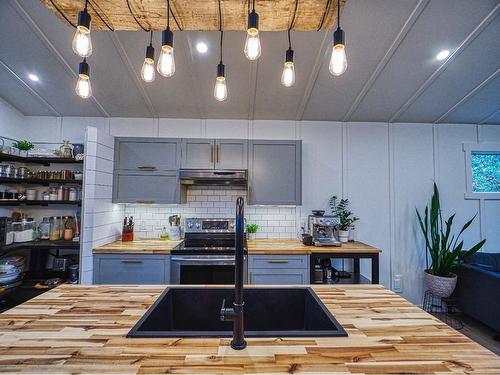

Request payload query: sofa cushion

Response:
[462,252,498,272]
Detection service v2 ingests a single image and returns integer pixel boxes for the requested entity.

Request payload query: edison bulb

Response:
[141,58,155,82]
[157,46,175,77]
[244,28,261,60]
[75,75,91,99]
[214,76,227,101]
[329,44,347,76]
[72,27,92,57]
[281,62,295,87]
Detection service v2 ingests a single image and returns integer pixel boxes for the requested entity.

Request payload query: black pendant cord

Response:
[287,0,299,50]
[317,0,332,31]
[337,0,340,28]
[84,0,88,11]
[149,30,153,46]
[126,0,149,31]
[49,0,76,28]
[88,1,115,31]
[219,0,223,64]
[167,0,170,28]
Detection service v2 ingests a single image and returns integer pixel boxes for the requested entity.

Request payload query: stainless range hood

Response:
[179,170,247,186]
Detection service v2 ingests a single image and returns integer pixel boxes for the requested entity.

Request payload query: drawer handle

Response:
[267,260,289,264]
[136,200,155,204]
[121,260,143,264]
[249,272,253,284]
[137,166,157,171]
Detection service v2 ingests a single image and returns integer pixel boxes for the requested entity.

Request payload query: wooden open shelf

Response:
[0,153,83,166]
[0,200,81,207]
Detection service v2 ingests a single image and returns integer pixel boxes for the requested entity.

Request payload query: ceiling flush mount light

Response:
[75,58,92,99]
[329,0,347,77]
[214,0,227,101]
[141,31,156,82]
[244,0,261,60]
[157,0,175,77]
[196,42,208,54]
[28,74,39,82]
[436,49,450,61]
[72,0,92,57]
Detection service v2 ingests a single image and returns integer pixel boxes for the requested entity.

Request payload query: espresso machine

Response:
[308,213,341,247]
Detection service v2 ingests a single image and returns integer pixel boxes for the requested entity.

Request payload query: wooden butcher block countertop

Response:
[0,284,498,374]
[94,239,380,255]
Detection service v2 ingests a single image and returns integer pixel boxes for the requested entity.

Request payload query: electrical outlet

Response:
[393,274,403,293]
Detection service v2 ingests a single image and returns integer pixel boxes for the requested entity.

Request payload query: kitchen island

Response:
[0,284,498,374]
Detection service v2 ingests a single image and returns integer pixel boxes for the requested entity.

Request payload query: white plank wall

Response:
[1,99,499,303]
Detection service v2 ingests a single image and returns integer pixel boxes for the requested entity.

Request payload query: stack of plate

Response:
[0,256,25,286]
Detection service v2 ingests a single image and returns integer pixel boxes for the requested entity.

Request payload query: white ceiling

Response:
[0,0,499,124]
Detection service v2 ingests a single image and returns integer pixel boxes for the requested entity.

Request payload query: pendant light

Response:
[75,58,92,99]
[72,0,93,57]
[281,0,298,88]
[244,0,261,60]
[141,31,156,83]
[329,0,347,76]
[157,0,175,77]
[214,0,227,101]
[281,37,295,87]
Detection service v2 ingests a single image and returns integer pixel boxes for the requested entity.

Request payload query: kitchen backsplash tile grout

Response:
[124,187,298,239]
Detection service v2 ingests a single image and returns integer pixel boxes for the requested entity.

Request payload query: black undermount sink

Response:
[127,287,347,338]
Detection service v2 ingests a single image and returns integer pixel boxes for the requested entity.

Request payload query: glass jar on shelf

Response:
[39,217,50,240]
[49,216,61,240]
[63,216,75,241]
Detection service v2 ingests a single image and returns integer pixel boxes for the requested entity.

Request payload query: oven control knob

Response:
[187,222,193,228]
[230,222,235,229]
[195,223,201,229]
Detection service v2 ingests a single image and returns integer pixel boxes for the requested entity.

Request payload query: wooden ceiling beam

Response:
[40,0,347,32]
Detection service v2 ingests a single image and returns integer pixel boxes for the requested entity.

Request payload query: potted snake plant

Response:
[416,183,486,297]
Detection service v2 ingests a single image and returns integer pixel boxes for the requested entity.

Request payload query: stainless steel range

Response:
[170,218,248,284]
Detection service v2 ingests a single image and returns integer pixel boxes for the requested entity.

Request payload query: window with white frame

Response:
[464,143,500,199]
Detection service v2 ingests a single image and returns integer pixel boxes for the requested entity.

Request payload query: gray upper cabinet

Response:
[182,138,248,170]
[181,139,214,169]
[113,171,185,204]
[216,139,248,169]
[248,140,302,205]
[115,137,181,171]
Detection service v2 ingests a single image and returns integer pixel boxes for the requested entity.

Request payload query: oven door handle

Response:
[171,257,237,265]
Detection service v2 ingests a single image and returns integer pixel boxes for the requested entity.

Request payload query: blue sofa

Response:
[454,252,500,333]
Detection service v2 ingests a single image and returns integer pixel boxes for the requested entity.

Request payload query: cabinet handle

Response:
[216,144,220,163]
[267,260,289,264]
[210,144,214,163]
[249,272,253,284]
[136,200,155,204]
[137,166,157,171]
[121,260,143,264]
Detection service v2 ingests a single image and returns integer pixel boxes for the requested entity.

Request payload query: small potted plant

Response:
[416,183,486,297]
[329,195,359,243]
[246,223,259,240]
[12,140,34,157]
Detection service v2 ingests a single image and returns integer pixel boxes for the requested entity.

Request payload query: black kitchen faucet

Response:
[219,196,246,350]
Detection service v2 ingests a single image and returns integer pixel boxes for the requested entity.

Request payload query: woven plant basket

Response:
[424,270,457,298]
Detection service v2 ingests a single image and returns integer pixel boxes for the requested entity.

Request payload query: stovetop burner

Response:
[172,218,248,255]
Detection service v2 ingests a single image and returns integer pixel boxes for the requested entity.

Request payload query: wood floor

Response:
[451,313,500,356]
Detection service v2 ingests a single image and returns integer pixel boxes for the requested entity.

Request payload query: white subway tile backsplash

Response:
[124,187,297,239]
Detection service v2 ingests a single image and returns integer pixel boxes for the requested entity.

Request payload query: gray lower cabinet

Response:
[113,171,185,203]
[115,137,181,171]
[93,254,170,284]
[248,255,309,285]
[248,140,301,205]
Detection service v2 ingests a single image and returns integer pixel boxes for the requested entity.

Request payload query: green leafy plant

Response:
[246,223,259,234]
[416,183,486,277]
[12,140,34,151]
[329,195,359,231]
